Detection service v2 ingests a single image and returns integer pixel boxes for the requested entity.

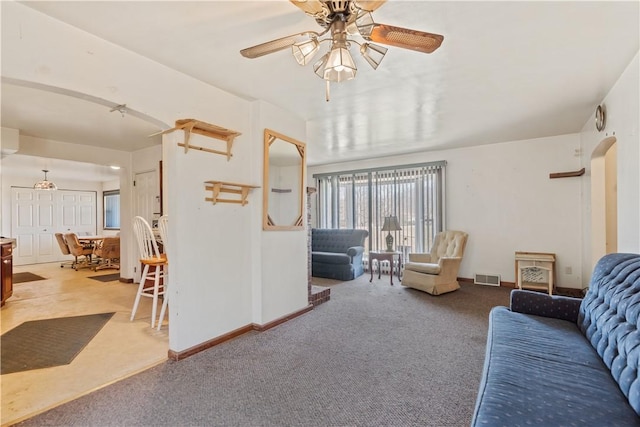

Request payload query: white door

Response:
[12,188,57,264]
[59,191,96,236]
[134,171,159,224]
[11,188,97,265]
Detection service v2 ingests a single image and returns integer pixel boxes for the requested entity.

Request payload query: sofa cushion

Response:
[311,228,368,253]
[473,306,639,426]
[404,261,440,275]
[312,252,351,265]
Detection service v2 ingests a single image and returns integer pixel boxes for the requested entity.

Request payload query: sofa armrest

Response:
[347,246,364,258]
[510,290,581,322]
[409,253,433,263]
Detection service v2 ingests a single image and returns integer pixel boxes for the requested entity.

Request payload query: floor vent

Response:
[474,273,501,286]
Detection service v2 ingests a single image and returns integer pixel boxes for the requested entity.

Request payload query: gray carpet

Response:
[1,313,115,375]
[18,277,510,426]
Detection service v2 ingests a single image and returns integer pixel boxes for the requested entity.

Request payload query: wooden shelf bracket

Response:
[204,181,259,206]
[160,119,241,161]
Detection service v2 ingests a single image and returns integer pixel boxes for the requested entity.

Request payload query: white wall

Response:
[3,2,308,353]
[310,134,584,288]
[252,101,308,324]
[580,52,640,280]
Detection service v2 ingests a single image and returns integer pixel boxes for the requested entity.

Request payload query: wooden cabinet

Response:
[515,251,555,295]
[1,241,14,306]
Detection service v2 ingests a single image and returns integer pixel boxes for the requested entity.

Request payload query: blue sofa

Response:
[472,253,640,426]
[311,228,368,280]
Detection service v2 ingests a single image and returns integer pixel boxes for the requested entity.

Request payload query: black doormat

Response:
[87,273,120,282]
[12,272,47,284]
[1,312,115,375]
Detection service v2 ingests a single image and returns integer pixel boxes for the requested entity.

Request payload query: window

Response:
[314,161,446,253]
[103,190,120,229]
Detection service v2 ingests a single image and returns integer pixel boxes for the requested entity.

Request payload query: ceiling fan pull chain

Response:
[326,80,331,102]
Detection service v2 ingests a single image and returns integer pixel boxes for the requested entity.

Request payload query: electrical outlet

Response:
[565,266,572,275]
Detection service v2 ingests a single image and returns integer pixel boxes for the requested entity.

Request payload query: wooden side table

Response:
[369,251,402,286]
[515,251,556,295]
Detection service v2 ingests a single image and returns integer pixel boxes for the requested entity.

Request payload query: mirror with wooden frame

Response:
[263,129,306,230]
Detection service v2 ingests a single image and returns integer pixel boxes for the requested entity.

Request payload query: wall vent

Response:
[474,273,501,286]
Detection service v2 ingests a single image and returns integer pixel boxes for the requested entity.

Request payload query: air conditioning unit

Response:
[474,273,501,286]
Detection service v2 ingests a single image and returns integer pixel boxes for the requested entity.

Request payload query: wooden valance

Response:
[161,119,241,160]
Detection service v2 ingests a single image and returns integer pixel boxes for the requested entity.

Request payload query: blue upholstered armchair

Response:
[311,228,368,280]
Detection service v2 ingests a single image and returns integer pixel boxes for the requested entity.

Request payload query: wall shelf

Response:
[204,181,259,206]
[161,119,241,160]
[549,168,585,179]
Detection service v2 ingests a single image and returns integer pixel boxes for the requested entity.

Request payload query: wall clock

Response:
[595,104,606,132]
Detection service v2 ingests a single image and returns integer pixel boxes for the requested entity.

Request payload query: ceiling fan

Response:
[240,0,444,100]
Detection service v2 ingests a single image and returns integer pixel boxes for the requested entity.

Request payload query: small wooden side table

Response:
[515,251,556,295]
[369,251,402,286]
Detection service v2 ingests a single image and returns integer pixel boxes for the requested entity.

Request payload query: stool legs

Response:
[130,263,164,328]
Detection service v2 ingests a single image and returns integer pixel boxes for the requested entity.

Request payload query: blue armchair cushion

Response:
[312,252,351,265]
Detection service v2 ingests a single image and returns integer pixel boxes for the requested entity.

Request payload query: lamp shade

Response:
[323,45,357,82]
[292,38,320,66]
[381,216,401,231]
[360,42,387,70]
[382,216,402,231]
[33,169,58,191]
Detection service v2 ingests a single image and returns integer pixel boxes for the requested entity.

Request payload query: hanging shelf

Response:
[160,119,241,161]
[204,181,259,206]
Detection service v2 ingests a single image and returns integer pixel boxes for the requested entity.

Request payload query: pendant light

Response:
[33,169,58,191]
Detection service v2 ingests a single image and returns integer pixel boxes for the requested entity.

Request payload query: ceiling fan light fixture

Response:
[313,52,330,79]
[360,42,387,69]
[292,38,320,65]
[355,11,375,38]
[323,45,357,82]
[33,169,58,191]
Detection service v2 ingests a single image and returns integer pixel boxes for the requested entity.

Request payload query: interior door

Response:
[11,188,97,265]
[12,188,57,264]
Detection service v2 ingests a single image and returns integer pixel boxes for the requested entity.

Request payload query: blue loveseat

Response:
[472,253,640,426]
[311,228,368,281]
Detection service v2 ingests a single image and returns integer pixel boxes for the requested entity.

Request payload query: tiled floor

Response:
[1,262,168,426]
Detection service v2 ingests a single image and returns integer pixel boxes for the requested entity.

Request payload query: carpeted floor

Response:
[17,277,510,426]
[12,272,47,284]
[87,273,120,282]
[1,312,115,375]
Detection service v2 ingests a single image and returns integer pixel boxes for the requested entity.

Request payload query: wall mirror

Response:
[263,129,306,230]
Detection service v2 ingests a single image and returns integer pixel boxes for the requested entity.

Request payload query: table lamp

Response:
[381,216,401,252]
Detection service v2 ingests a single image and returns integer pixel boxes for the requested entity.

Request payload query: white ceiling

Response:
[1,1,639,172]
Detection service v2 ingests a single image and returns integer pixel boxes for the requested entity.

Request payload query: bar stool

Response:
[131,216,167,328]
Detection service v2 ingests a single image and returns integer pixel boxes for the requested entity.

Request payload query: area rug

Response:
[87,273,120,282]
[1,312,115,375]
[12,272,47,284]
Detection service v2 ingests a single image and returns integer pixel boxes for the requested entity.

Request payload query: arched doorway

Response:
[590,136,617,267]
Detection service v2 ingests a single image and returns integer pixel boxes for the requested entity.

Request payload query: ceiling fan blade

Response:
[352,0,387,12]
[240,33,306,59]
[289,0,325,15]
[368,24,444,54]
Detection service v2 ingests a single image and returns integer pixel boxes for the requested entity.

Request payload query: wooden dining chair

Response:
[156,215,169,330]
[131,216,167,328]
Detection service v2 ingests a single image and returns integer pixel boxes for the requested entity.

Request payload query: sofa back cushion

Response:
[430,230,468,261]
[311,228,368,254]
[578,253,640,416]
